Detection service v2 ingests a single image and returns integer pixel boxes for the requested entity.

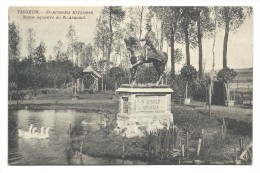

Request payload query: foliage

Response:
[217,67,237,84]
[136,65,159,84]
[195,7,215,38]
[94,16,110,61]
[66,24,77,64]
[149,7,182,44]
[180,65,198,82]
[149,7,182,77]
[146,127,181,161]
[103,6,125,24]
[217,7,252,32]
[81,43,94,67]
[34,42,46,65]
[192,76,211,102]
[70,66,84,80]
[103,67,128,91]
[8,21,21,60]
[109,67,125,80]
[27,28,36,57]
[102,6,125,71]
[216,7,252,68]
[9,57,74,90]
[169,74,189,98]
[53,40,64,60]
[174,48,184,63]
[126,7,145,39]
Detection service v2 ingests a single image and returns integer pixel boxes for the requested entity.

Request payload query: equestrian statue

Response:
[124,23,168,85]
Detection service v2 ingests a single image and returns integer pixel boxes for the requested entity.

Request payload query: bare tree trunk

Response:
[185,81,188,98]
[170,25,176,79]
[223,17,230,68]
[107,7,113,72]
[184,28,190,66]
[212,7,217,71]
[197,12,203,78]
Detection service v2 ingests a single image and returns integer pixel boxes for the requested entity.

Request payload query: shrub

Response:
[217,67,237,83]
[180,65,198,98]
[136,65,159,84]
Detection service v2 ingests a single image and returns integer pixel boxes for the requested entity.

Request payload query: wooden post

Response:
[221,125,224,139]
[185,81,188,99]
[186,131,189,159]
[122,143,125,158]
[197,138,202,157]
[239,138,243,151]
[69,124,71,141]
[80,141,83,165]
[101,72,104,92]
[201,129,205,146]
[222,118,226,139]
[197,113,200,125]
[181,144,185,158]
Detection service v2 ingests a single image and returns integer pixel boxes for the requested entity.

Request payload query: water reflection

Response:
[8,109,147,165]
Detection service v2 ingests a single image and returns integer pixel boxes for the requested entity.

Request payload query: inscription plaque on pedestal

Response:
[136,95,166,112]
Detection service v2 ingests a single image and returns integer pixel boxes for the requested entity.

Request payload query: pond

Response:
[8,109,147,165]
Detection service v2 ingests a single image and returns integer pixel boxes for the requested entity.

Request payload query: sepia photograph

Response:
[4,3,257,168]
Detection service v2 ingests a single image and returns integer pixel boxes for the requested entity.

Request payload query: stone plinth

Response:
[115,84,173,138]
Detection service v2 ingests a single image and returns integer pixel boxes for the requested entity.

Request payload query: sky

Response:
[9,6,103,58]
[9,6,253,71]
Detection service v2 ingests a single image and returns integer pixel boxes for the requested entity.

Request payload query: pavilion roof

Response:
[83,66,102,78]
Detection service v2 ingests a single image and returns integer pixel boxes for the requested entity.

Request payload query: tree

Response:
[180,65,197,99]
[94,15,110,67]
[31,42,48,96]
[194,7,214,78]
[34,42,46,65]
[81,43,94,67]
[109,67,125,90]
[8,21,21,105]
[217,67,237,102]
[217,7,252,68]
[174,48,184,64]
[74,41,84,66]
[180,7,197,66]
[66,25,77,65]
[27,28,36,59]
[149,7,182,79]
[8,21,21,60]
[102,6,125,71]
[53,40,64,60]
[127,6,146,40]
[70,66,83,96]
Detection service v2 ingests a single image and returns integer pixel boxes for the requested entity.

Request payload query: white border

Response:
[1,1,259,173]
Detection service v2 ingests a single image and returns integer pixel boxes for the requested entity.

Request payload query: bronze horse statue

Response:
[124,36,168,85]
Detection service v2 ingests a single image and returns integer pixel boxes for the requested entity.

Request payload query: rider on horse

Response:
[140,23,159,60]
[124,24,168,85]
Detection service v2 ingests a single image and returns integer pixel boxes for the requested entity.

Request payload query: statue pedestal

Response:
[115,84,173,138]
